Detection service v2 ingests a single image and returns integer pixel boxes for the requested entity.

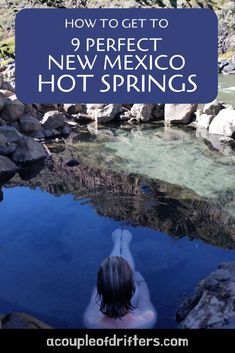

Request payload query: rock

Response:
[165,104,198,124]
[118,110,132,121]
[19,115,41,134]
[86,104,123,123]
[222,58,235,74]
[66,121,78,127]
[41,110,65,130]
[31,130,45,140]
[1,81,15,93]
[1,95,25,122]
[0,155,18,180]
[208,133,234,156]
[203,99,223,116]
[176,262,235,328]
[0,118,7,126]
[152,104,164,120]
[0,312,52,329]
[61,124,72,136]
[222,66,235,75]
[209,109,235,137]
[63,103,82,115]
[219,136,235,145]
[3,64,15,79]
[222,103,234,110]
[0,92,6,111]
[66,158,80,167]
[0,134,7,145]
[75,114,93,124]
[218,58,229,73]
[24,104,38,118]
[196,114,214,129]
[0,75,3,89]
[187,121,197,129]
[0,132,16,157]
[0,126,22,143]
[12,137,47,164]
[131,104,154,122]
[0,89,15,97]
[0,143,17,157]
[43,129,61,139]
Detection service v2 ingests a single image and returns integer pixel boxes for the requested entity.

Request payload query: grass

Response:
[0,36,15,59]
[219,51,235,60]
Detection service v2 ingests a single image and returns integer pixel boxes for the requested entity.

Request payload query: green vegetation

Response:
[0,37,15,59]
[219,51,235,60]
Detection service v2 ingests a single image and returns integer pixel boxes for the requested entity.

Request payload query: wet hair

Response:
[97,256,136,319]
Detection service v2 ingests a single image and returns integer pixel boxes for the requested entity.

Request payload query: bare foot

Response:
[111,229,122,244]
[121,229,132,246]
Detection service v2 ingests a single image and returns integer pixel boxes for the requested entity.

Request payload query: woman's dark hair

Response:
[96,256,135,319]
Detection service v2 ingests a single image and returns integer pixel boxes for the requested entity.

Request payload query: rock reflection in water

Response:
[4,146,235,249]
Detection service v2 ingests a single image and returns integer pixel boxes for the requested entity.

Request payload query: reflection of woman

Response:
[84,229,157,328]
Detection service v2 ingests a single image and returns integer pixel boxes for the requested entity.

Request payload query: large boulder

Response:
[208,109,235,137]
[0,141,17,156]
[0,126,22,143]
[0,312,52,329]
[19,115,41,134]
[41,110,65,130]
[165,104,198,124]
[86,104,123,123]
[0,155,18,180]
[12,137,47,164]
[203,99,223,116]
[131,104,154,122]
[196,113,214,130]
[176,262,235,328]
[1,95,25,122]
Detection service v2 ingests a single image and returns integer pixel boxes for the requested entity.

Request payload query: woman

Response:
[84,229,157,329]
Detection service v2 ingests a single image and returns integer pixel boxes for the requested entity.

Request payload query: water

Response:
[218,75,235,107]
[72,123,235,221]
[0,186,235,328]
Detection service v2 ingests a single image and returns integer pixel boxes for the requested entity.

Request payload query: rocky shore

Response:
[0,312,51,329]
[0,62,235,184]
[177,262,235,328]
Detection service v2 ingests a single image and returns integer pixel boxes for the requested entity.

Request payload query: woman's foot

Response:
[111,229,122,244]
[121,229,132,246]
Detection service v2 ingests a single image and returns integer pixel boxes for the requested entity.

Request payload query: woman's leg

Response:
[120,229,135,271]
[110,229,135,271]
[110,229,122,256]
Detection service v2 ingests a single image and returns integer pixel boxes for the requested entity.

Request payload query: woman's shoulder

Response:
[84,309,157,329]
[131,308,157,328]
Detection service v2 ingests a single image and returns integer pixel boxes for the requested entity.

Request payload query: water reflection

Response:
[4,147,235,249]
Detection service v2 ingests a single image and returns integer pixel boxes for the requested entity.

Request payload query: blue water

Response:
[0,186,235,328]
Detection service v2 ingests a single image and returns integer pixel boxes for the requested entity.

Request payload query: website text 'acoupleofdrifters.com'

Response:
[46,333,189,350]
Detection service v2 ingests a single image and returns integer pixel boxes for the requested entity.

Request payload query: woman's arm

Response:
[83,288,101,328]
[134,271,157,323]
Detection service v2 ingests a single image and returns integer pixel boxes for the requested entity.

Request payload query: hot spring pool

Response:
[0,186,235,328]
